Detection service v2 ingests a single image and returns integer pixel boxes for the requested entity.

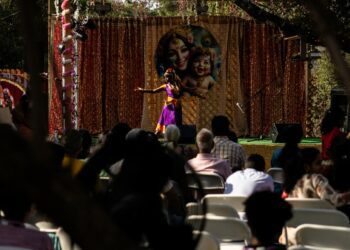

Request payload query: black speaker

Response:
[178,125,196,144]
[270,123,303,143]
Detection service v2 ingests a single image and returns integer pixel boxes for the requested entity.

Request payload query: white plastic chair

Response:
[187,173,225,191]
[186,215,251,243]
[267,167,284,183]
[286,198,335,210]
[288,246,330,250]
[295,224,350,250]
[186,202,240,218]
[193,231,220,250]
[202,194,247,213]
[36,221,81,250]
[187,173,225,200]
[287,208,349,228]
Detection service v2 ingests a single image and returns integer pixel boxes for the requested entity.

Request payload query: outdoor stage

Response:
[239,137,321,168]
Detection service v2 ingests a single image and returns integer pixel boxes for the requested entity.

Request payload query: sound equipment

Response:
[270,123,303,143]
[178,125,196,144]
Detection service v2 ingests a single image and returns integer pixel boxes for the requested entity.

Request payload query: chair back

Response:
[267,167,284,183]
[187,173,225,200]
[287,208,349,228]
[202,194,247,213]
[186,203,239,218]
[193,231,220,250]
[187,215,251,243]
[295,224,350,250]
[187,173,225,191]
[286,198,335,210]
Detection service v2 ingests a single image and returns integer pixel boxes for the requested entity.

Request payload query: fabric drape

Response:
[78,18,144,133]
[241,21,306,136]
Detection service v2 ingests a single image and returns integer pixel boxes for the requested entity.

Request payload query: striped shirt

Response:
[212,136,245,171]
[289,174,347,207]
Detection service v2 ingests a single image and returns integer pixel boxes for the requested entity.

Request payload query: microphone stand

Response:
[247,84,268,142]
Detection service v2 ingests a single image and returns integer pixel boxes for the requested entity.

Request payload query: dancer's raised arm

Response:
[134,85,166,94]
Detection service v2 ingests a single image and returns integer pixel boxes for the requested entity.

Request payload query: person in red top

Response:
[321,106,345,160]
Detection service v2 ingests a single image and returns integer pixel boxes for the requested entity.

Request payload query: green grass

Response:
[238,137,321,145]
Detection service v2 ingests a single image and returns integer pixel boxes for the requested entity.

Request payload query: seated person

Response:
[185,128,231,180]
[244,191,292,250]
[285,147,350,208]
[224,154,273,196]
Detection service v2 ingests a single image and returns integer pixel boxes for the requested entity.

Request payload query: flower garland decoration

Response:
[60,0,76,130]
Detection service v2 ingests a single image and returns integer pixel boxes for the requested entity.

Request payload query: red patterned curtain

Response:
[48,20,63,134]
[78,18,144,133]
[241,21,306,136]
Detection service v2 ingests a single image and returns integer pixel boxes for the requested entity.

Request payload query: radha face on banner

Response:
[155,25,221,85]
[167,38,190,71]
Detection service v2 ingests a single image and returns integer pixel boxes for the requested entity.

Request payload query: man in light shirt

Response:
[186,128,232,180]
[225,154,274,196]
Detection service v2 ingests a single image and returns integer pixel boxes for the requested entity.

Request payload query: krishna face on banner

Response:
[156,25,221,98]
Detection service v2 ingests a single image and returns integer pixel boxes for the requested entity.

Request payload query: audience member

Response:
[224,154,273,196]
[327,135,350,192]
[244,191,292,250]
[211,115,245,172]
[77,123,131,193]
[0,124,54,250]
[164,124,183,155]
[78,129,92,159]
[162,125,190,203]
[11,94,33,140]
[321,106,345,161]
[271,124,303,169]
[110,128,193,250]
[285,146,350,208]
[62,129,85,176]
[186,128,232,180]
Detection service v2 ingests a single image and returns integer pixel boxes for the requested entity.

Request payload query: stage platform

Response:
[239,138,321,168]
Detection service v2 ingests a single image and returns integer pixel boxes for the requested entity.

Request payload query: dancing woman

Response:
[135,68,183,134]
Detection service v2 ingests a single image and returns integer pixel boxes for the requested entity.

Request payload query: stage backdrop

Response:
[49,17,307,136]
[141,16,248,135]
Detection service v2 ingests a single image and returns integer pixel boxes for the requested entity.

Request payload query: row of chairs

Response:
[194,224,350,250]
[186,168,285,201]
[187,194,349,250]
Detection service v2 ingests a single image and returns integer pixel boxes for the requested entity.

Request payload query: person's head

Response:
[165,124,181,144]
[78,129,92,159]
[245,191,292,246]
[245,154,265,172]
[196,128,214,153]
[112,129,170,197]
[190,47,213,77]
[321,106,345,135]
[300,147,322,174]
[63,129,83,157]
[157,28,194,74]
[164,67,176,82]
[211,115,230,136]
[282,124,303,145]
